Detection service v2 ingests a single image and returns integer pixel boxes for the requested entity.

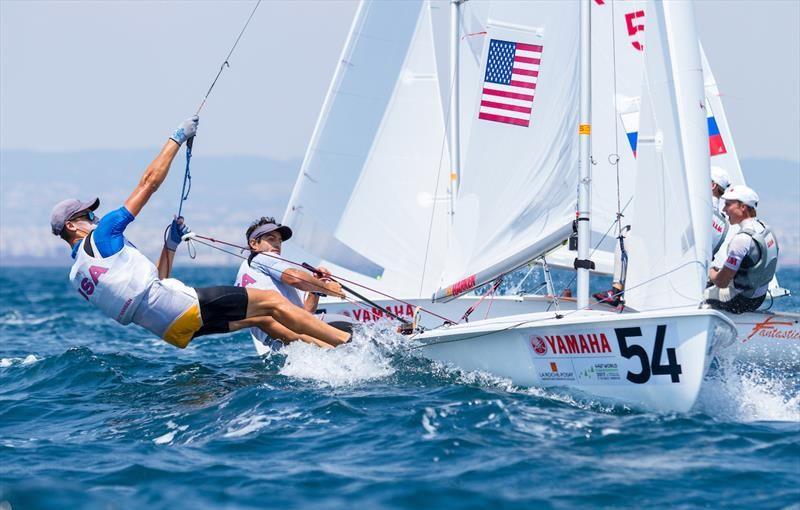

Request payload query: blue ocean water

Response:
[1,266,798,510]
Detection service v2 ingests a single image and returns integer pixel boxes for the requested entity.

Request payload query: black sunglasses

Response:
[69,210,97,223]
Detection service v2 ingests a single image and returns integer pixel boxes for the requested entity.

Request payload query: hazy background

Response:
[1,0,798,268]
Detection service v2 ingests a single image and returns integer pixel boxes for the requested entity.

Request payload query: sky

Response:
[0,0,798,268]
[1,0,798,162]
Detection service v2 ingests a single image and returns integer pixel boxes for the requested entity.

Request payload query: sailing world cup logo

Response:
[530,336,548,355]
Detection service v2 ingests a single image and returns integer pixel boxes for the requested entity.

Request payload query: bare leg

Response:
[243,288,350,346]
[229,316,334,349]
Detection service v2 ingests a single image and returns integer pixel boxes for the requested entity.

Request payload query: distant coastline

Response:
[2,150,798,267]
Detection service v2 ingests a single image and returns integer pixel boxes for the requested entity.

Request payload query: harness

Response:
[732,219,779,298]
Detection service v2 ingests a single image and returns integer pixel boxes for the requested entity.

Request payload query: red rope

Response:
[192,234,457,324]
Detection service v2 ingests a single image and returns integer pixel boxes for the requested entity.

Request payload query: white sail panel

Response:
[334,1,452,298]
[546,0,647,273]
[435,1,581,297]
[284,1,452,298]
[624,0,711,311]
[700,43,745,186]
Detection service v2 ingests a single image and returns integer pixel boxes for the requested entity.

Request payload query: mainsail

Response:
[624,0,711,311]
[432,1,581,301]
[283,0,452,299]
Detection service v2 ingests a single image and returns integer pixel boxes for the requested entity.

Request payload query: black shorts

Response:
[192,286,249,338]
[707,293,765,314]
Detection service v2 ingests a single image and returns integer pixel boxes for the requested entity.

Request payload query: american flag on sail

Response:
[478,39,543,127]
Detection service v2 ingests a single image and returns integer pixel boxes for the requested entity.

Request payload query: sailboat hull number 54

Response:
[528,323,683,385]
[615,325,682,384]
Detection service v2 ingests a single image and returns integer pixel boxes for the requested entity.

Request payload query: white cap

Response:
[722,185,759,208]
[710,166,730,190]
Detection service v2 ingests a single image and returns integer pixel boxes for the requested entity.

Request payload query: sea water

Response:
[1,267,798,509]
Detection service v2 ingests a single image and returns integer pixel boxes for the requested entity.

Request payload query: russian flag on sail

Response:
[619,99,728,157]
[478,39,542,127]
[706,102,727,156]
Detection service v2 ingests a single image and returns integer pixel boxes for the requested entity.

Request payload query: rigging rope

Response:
[190,233,458,325]
[176,0,263,217]
[407,260,709,349]
[188,236,379,318]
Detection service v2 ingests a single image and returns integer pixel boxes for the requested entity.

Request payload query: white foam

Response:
[0,312,66,326]
[699,359,800,422]
[224,410,302,438]
[153,431,176,445]
[278,321,403,387]
[0,354,40,367]
[421,407,438,439]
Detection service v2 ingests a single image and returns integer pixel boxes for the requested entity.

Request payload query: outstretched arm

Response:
[124,116,198,217]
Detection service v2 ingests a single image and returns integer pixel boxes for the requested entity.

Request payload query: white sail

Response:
[546,0,647,273]
[700,43,745,186]
[283,0,451,299]
[433,1,581,300]
[624,0,711,311]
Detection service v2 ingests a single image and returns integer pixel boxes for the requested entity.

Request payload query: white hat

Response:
[722,185,759,208]
[710,166,730,190]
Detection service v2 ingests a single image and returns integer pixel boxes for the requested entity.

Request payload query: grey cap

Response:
[248,222,293,243]
[50,197,100,235]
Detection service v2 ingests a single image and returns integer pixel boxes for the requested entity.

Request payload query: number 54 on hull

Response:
[414,308,738,413]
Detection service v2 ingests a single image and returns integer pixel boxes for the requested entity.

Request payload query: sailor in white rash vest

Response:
[51,116,350,350]
[706,185,779,314]
[235,217,355,350]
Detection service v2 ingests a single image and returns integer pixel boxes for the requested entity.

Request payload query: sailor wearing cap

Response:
[706,185,779,314]
[709,166,731,258]
[710,166,731,213]
[51,116,350,350]
[235,217,353,349]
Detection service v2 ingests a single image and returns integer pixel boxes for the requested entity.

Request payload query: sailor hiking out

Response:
[706,184,779,314]
[235,217,355,350]
[51,116,350,350]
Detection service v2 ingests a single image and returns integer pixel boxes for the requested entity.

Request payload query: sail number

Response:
[614,325,682,384]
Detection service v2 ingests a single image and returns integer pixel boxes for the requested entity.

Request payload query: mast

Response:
[576,0,593,309]
[449,0,462,218]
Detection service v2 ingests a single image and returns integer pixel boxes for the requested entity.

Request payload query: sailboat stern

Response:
[416,309,736,412]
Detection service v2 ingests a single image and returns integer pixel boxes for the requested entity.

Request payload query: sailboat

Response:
[410,0,740,412]
[275,0,561,348]
[272,0,796,366]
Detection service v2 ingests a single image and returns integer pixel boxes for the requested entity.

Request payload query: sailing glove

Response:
[166,216,190,252]
[170,115,199,146]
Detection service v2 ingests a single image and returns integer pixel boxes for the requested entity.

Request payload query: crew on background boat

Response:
[710,166,730,213]
[706,185,779,314]
[50,116,350,350]
[235,217,355,350]
[710,166,730,258]
[595,165,736,309]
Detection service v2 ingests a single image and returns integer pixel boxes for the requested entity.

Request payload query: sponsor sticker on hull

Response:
[533,359,577,382]
[527,322,683,386]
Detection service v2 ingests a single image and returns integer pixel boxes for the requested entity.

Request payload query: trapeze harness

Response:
[70,231,202,347]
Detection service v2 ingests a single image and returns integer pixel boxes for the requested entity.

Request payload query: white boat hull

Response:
[314,295,798,363]
[252,294,562,355]
[722,310,800,364]
[412,308,737,412]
